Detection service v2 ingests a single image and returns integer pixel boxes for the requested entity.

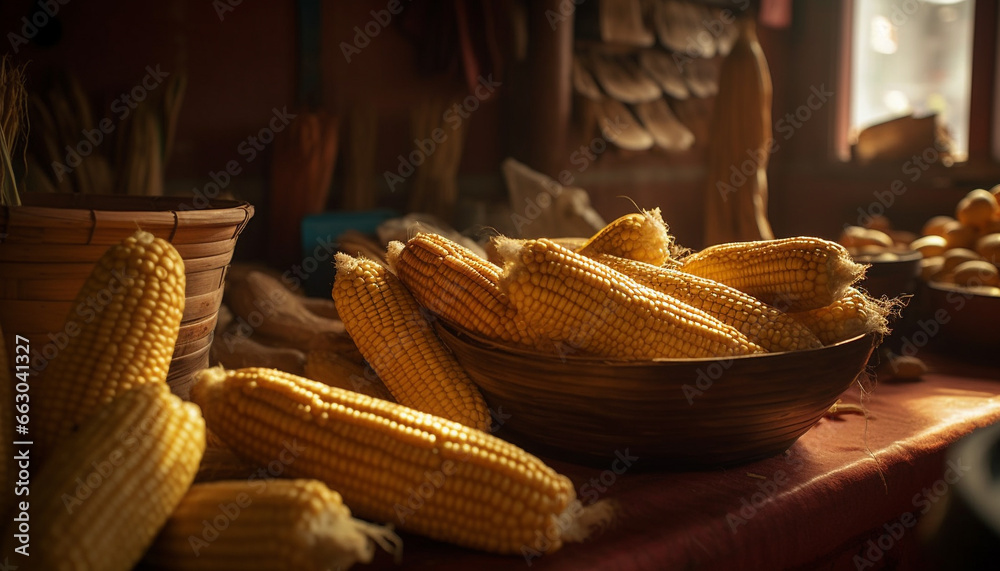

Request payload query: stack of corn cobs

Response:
[369,207,890,366]
[2,209,891,570]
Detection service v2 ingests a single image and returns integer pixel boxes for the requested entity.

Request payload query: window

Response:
[848,0,976,160]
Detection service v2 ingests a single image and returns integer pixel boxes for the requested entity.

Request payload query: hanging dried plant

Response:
[0,55,28,207]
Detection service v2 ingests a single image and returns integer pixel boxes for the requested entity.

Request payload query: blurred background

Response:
[2,0,997,260]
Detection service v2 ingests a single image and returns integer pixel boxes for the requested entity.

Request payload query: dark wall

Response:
[3,1,996,252]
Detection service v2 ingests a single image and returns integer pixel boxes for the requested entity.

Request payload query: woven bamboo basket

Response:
[436,322,877,468]
[0,194,253,399]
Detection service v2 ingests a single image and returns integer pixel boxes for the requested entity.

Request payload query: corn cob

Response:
[790,287,893,345]
[679,237,866,312]
[34,230,186,463]
[191,367,612,555]
[2,382,205,571]
[576,208,675,266]
[304,349,395,402]
[495,238,765,359]
[332,253,491,431]
[659,256,682,269]
[486,236,597,266]
[142,479,402,570]
[386,233,533,345]
[594,254,822,352]
[0,324,13,519]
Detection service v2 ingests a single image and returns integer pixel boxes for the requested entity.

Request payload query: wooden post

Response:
[524,0,574,177]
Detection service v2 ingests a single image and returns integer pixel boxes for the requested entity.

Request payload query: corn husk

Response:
[703,16,775,245]
[407,94,467,222]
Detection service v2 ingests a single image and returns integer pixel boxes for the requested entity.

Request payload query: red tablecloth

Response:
[368,351,1000,570]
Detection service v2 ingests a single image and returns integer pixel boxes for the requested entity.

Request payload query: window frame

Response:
[834,0,995,165]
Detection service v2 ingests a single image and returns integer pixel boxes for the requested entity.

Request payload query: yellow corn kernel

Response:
[790,287,893,345]
[304,349,395,402]
[495,238,765,359]
[660,256,682,269]
[33,230,186,464]
[680,237,866,312]
[594,254,822,352]
[386,233,533,345]
[191,367,612,556]
[2,382,205,571]
[142,479,402,571]
[576,208,675,266]
[332,253,491,431]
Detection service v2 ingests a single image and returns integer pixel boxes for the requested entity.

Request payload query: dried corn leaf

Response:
[638,49,690,100]
[598,99,653,150]
[684,57,719,98]
[653,0,692,54]
[573,54,604,101]
[634,98,694,151]
[590,53,661,104]
[599,0,655,47]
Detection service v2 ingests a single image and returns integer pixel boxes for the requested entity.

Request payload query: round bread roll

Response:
[922,215,956,237]
[865,214,892,232]
[952,260,1000,287]
[849,245,891,259]
[910,234,948,258]
[956,189,1000,229]
[840,225,893,249]
[942,248,982,272]
[976,233,1000,264]
[888,229,918,246]
[942,221,978,250]
[919,256,945,281]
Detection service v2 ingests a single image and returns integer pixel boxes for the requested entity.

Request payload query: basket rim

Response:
[923,280,1000,299]
[851,249,922,263]
[0,195,254,244]
[8,193,252,215]
[433,319,874,366]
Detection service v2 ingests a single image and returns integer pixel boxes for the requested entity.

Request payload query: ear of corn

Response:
[386,234,533,345]
[790,287,894,345]
[142,479,402,571]
[191,366,613,556]
[679,237,866,312]
[594,254,822,352]
[304,349,395,402]
[33,230,186,463]
[495,238,765,359]
[576,208,675,266]
[332,252,491,431]
[659,256,682,269]
[0,324,13,520]
[3,382,205,571]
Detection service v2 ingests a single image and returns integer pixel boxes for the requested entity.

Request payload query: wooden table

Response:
[367,349,1000,570]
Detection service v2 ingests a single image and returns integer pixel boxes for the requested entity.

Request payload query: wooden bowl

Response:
[436,323,877,468]
[917,282,1000,351]
[852,249,922,300]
